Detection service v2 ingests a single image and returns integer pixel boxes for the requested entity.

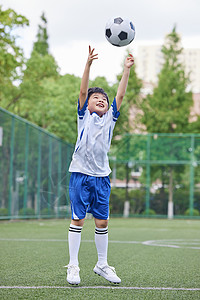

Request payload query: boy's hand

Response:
[87,45,98,66]
[124,53,134,69]
[79,46,98,109]
[115,54,134,110]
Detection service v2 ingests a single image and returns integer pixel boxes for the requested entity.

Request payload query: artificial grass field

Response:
[0,218,200,299]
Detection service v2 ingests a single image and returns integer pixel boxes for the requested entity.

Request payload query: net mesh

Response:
[0,108,73,219]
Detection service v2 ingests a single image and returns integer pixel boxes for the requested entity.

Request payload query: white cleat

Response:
[64,264,80,285]
[93,264,121,284]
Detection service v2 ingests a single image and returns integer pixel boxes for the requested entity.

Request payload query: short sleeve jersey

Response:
[69,97,120,177]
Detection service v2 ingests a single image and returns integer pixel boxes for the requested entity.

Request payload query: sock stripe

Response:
[69,226,82,233]
[95,228,108,235]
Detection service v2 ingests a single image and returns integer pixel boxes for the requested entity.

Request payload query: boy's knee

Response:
[95,218,108,228]
[71,218,85,227]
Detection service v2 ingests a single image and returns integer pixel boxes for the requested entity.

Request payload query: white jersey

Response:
[69,97,120,177]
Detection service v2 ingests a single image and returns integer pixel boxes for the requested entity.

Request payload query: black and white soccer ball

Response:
[105,17,135,47]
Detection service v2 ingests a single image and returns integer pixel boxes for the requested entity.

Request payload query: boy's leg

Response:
[66,219,84,285]
[94,218,108,267]
[68,219,84,266]
[67,172,89,267]
[94,218,121,284]
[66,172,90,285]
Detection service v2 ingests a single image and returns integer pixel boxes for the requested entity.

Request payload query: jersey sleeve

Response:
[111,98,120,122]
[78,97,88,120]
[77,97,89,138]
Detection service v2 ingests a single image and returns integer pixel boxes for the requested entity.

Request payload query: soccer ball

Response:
[105,17,135,47]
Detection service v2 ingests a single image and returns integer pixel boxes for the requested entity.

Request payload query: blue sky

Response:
[1,0,200,83]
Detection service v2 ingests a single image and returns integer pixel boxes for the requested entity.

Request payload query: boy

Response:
[65,46,134,285]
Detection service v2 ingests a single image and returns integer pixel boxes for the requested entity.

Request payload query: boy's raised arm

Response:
[116,54,134,111]
[79,46,98,110]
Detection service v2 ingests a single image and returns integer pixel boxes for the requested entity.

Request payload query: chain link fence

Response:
[1,107,200,219]
[109,133,200,218]
[0,107,73,219]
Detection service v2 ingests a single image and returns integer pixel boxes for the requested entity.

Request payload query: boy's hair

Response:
[88,87,109,106]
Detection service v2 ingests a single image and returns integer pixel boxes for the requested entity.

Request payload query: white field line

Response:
[0,238,200,249]
[142,239,200,250]
[0,238,141,244]
[0,286,200,291]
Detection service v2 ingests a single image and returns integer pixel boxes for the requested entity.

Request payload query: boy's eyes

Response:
[93,95,107,101]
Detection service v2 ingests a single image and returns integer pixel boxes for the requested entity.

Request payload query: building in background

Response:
[135,45,200,94]
[135,45,200,120]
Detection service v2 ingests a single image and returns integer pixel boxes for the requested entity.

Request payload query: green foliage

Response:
[16,50,60,119]
[40,208,55,216]
[110,188,146,215]
[90,76,116,100]
[184,208,199,216]
[129,189,146,214]
[114,57,142,137]
[151,189,168,215]
[110,188,125,214]
[131,27,193,212]
[0,9,81,144]
[15,12,60,119]
[0,6,29,106]
[142,209,156,215]
[38,74,81,143]
[0,5,29,80]
[0,208,8,216]
[2,9,200,222]
[33,12,49,55]
[0,6,142,146]
[19,208,35,216]
[140,27,193,133]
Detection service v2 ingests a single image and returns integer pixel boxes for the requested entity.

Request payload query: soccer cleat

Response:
[93,264,121,284]
[64,264,80,285]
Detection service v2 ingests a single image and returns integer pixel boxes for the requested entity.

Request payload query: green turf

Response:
[0,218,200,299]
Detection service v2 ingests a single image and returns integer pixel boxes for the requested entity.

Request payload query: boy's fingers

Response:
[89,45,96,55]
[90,48,95,55]
[89,53,98,61]
[88,46,98,61]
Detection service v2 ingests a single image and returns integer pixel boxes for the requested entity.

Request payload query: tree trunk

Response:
[125,163,129,200]
[2,144,10,208]
[125,163,130,217]
[168,167,174,219]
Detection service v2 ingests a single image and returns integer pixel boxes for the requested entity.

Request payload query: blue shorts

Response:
[69,172,111,220]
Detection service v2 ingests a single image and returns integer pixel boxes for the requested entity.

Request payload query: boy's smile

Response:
[88,93,108,117]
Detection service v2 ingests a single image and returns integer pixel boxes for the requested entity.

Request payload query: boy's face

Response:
[88,93,108,117]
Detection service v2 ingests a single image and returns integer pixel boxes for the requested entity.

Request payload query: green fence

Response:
[1,107,200,219]
[0,107,74,220]
[109,133,200,218]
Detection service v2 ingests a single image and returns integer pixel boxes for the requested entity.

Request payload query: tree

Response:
[109,52,142,212]
[33,12,49,55]
[0,6,29,108]
[0,7,29,209]
[16,13,60,121]
[138,27,193,218]
[140,27,193,133]
[0,9,80,144]
[114,53,142,137]
[38,74,81,143]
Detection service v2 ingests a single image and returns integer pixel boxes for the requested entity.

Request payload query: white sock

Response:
[68,224,82,266]
[95,227,108,267]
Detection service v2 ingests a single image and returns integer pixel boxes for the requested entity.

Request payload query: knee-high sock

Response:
[95,227,108,267]
[68,224,82,266]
